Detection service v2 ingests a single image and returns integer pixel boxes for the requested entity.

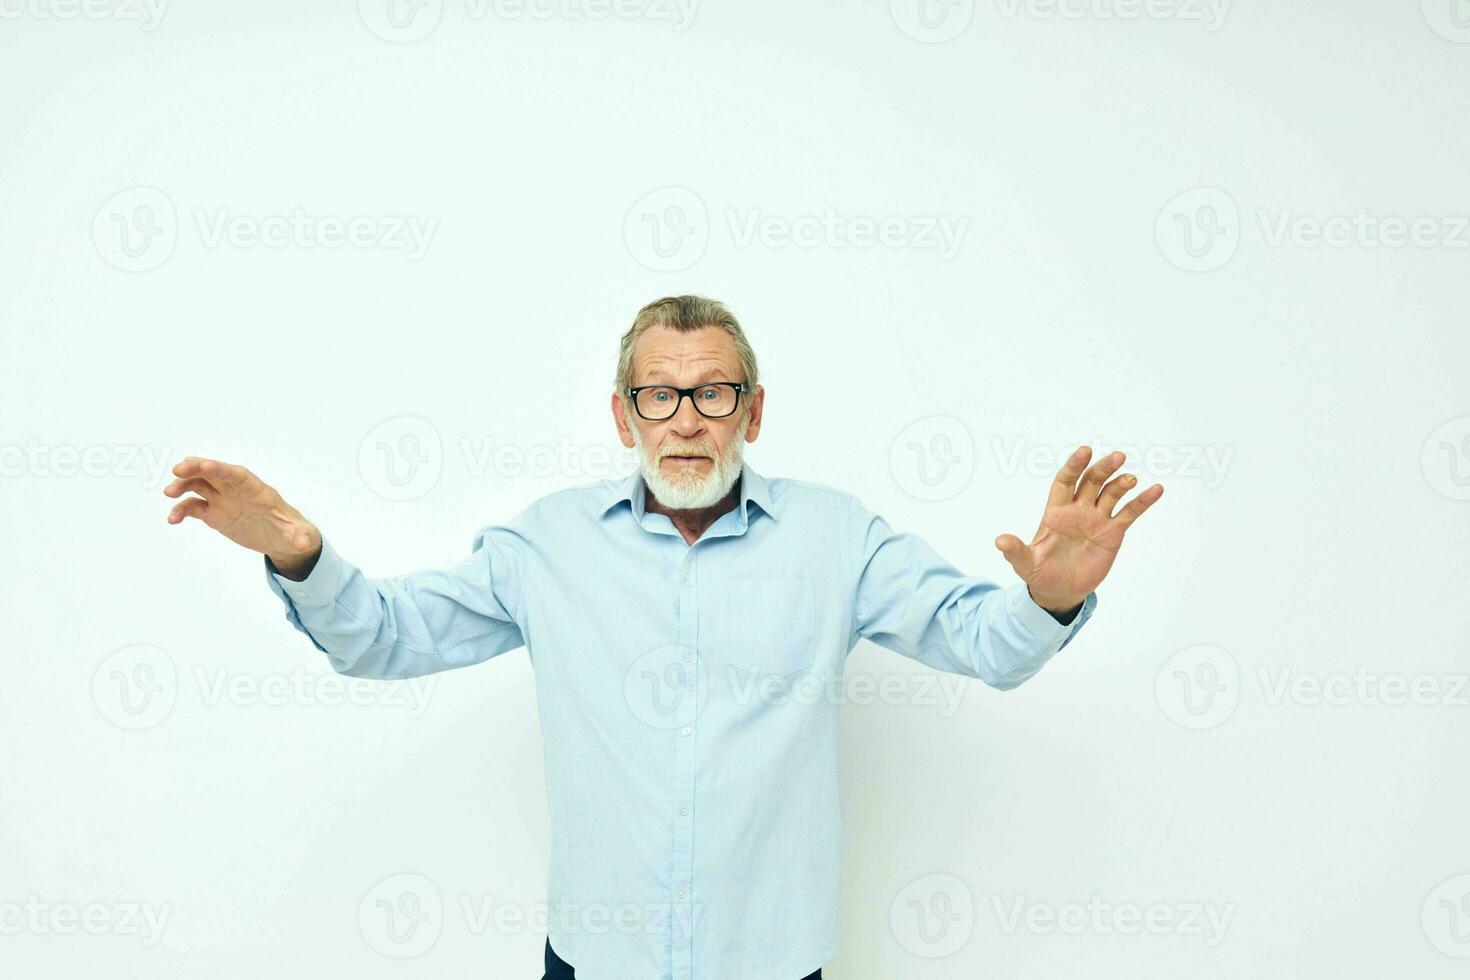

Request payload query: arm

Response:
[850,444,1162,690]
[262,528,528,679]
[163,456,528,679]
[848,498,1095,690]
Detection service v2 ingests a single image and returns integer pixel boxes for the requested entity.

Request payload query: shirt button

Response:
[682,651,693,664]
[680,725,692,737]
[676,887,687,900]
[678,805,689,816]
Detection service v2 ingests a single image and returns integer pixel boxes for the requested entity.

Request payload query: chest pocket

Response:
[724,576,817,678]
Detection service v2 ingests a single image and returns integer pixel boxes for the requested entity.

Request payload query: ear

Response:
[744,384,765,442]
[611,390,636,449]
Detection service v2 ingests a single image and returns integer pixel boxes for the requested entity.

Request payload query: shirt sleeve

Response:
[846,496,1096,690]
[263,522,531,680]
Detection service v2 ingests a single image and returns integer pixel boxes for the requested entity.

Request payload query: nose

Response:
[667,394,706,436]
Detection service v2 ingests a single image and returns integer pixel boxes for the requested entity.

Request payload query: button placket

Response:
[670,551,698,980]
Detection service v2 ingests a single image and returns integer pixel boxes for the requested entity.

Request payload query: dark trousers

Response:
[543,938,822,979]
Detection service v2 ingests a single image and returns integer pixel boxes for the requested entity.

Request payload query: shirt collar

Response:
[598,460,778,526]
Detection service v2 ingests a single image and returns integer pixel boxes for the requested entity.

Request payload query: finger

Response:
[1113,483,1164,528]
[171,456,232,480]
[195,458,252,486]
[994,533,1036,577]
[171,456,209,478]
[1047,446,1093,508]
[163,477,220,499]
[167,496,209,525]
[1076,450,1124,503]
[1097,472,1137,512]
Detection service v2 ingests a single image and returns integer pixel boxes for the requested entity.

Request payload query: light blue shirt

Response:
[265,462,1096,980]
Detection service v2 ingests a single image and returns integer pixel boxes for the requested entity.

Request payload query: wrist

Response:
[1027,584,1086,617]
[267,545,321,582]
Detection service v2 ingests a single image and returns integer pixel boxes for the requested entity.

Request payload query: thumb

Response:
[994,533,1033,576]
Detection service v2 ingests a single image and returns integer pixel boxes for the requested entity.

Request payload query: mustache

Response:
[658,443,715,459]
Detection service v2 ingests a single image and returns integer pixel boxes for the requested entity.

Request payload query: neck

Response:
[645,477,741,545]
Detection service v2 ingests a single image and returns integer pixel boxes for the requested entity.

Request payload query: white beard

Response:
[629,411,749,511]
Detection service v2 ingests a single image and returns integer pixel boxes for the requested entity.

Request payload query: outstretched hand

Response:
[994,446,1163,615]
[163,456,321,577]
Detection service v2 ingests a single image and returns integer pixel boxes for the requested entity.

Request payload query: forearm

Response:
[956,582,1096,689]
[264,538,524,679]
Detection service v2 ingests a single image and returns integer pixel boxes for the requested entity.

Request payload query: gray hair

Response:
[614,295,760,394]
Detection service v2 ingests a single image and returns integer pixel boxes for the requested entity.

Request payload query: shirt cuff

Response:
[264,538,345,610]
[1006,582,1097,649]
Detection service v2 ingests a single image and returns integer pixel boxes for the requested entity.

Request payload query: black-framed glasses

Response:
[625,382,749,421]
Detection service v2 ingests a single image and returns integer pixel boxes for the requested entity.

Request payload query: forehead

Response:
[631,325,742,384]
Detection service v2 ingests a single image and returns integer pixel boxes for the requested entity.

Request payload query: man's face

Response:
[611,325,764,510]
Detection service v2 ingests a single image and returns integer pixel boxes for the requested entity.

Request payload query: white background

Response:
[3,0,1469,977]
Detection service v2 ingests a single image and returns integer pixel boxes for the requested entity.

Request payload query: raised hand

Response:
[163,457,321,578]
[994,446,1163,615]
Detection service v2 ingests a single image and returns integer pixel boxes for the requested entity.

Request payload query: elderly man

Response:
[163,295,1161,980]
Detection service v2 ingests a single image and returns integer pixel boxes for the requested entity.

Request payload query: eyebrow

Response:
[639,368,738,386]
